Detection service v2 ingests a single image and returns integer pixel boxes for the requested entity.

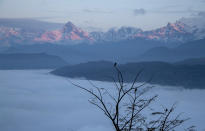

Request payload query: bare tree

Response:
[70,63,193,131]
[145,104,190,131]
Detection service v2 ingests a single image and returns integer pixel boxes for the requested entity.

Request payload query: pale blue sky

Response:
[0,0,205,31]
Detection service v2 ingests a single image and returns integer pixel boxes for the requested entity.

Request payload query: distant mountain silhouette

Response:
[2,38,205,64]
[138,38,205,62]
[0,53,67,69]
[51,60,205,89]
[175,57,205,66]
[3,39,163,64]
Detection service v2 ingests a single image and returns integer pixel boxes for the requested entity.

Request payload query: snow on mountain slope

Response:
[35,22,92,42]
[0,20,204,46]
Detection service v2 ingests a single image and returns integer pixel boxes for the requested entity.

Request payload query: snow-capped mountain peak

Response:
[35,21,91,42]
[0,19,205,46]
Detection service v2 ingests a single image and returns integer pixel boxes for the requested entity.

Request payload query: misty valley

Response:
[0,70,205,131]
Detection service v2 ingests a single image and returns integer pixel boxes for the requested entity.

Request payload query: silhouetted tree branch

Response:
[70,63,194,131]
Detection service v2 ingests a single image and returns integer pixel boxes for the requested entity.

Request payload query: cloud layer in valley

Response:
[0,70,205,131]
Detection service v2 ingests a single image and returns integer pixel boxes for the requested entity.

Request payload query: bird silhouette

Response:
[134,88,138,92]
[114,62,117,67]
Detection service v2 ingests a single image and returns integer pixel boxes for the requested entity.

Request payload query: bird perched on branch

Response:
[114,62,117,67]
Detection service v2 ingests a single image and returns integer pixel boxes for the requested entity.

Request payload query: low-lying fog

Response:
[0,70,204,131]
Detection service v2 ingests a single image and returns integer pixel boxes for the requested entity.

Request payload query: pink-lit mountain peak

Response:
[0,19,201,45]
[35,21,91,42]
[165,21,187,33]
[130,21,194,42]
[62,21,90,40]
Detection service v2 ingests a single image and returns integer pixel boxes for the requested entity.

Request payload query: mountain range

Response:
[90,21,196,43]
[0,19,205,46]
[1,18,205,64]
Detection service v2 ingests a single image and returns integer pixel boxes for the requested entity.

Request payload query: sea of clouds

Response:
[0,70,205,131]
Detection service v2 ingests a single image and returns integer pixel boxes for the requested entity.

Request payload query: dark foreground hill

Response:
[0,53,67,69]
[51,60,205,89]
